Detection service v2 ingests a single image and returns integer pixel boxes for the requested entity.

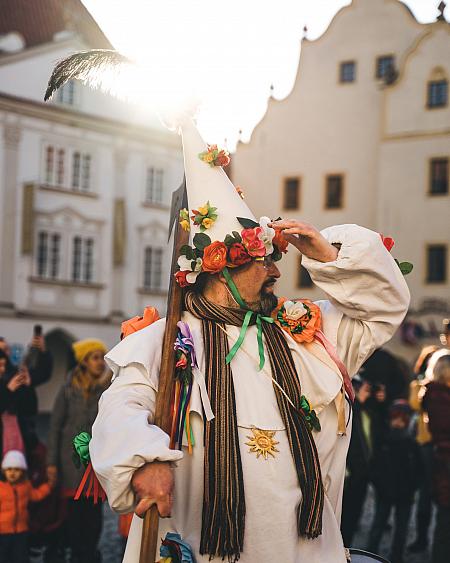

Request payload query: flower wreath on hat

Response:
[175,211,289,287]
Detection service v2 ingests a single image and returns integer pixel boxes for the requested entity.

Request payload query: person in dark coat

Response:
[422,350,450,563]
[367,400,421,563]
[47,339,110,563]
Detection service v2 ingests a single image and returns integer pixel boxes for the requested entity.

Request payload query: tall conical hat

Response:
[175,119,288,286]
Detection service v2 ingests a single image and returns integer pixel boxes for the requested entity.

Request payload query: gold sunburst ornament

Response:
[245,428,280,460]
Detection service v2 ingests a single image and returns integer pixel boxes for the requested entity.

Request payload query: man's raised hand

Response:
[269,219,338,263]
[131,461,174,519]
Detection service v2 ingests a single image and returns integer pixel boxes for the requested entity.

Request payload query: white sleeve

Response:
[302,224,410,377]
[90,321,183,513]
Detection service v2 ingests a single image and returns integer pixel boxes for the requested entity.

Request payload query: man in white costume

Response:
[90,119,410,563]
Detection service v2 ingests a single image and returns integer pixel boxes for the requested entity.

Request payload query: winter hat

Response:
[2,450,27,470]
[389,399,412,424]
[175,119,288,287]
[72,339,107,364]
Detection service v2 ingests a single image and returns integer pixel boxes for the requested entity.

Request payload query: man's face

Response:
[231,257,281,313]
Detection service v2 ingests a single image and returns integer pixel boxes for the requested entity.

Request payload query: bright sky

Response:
[82,0,441,148]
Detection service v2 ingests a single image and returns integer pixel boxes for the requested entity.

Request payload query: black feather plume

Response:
[44,49,132,101]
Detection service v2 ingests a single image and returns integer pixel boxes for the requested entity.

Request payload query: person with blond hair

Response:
[408,344,439,553]
[47,339,109,563]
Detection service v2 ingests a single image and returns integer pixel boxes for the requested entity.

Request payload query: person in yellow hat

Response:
[47,338,109,563]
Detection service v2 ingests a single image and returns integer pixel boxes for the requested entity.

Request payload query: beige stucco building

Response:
[233,0,450,360]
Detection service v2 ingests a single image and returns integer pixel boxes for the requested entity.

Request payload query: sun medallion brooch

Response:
[245,427,280,460]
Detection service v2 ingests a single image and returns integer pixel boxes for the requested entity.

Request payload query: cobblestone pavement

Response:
[31,486,433,563]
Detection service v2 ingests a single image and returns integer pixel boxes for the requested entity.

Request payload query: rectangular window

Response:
[143,247,163,290]
[298,260,313,288]
[427,245,447,283]
[57,80,75,105]
[72,236,95,283]
[72,152,81,190]
[56,149,65,186]
[427,80,448,108]
[430,158,449,195]
[145,167,164,204]
[340,61,356,83]
[72,236,82,282]
[283,178,300,210]
[50,233,61,279]
[45,146,54,184]
[36,231,61,279]
[325,175,344,209]
[376,55,395,79]
[37,231,49,277]
[81,154,91,192]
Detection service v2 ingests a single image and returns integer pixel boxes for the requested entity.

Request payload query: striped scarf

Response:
[185,291,324,562]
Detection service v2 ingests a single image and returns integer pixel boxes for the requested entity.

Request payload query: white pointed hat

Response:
[175,119,287,286]
[181,119,256,242]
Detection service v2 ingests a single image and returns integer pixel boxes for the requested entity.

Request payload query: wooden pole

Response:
[139,179,188,563]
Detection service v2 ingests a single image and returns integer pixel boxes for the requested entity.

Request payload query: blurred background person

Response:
[408,344,439,553]
[367,400,421,563]
[422,350,450,563]
[0,449,51,563]
[46,339,109,563]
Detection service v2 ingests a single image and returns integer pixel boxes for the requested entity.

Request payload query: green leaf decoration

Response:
[399,261,413,275]
[193,233,212,251]
[224,234,235,247]
[232,231,242,242]
[237,217,259,229]
[180,245,194,260]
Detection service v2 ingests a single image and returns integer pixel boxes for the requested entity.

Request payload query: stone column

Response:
[0,124,22,311]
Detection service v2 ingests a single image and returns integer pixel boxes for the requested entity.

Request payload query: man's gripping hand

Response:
[131,461,174,518]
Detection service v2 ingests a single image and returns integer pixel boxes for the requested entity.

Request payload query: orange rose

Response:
[272,297,322,343]
[202,241,228,273]
[273,229,289,253]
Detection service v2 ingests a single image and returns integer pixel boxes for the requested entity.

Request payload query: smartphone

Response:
[33,325,42,338]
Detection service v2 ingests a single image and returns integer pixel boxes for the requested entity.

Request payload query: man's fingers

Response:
[282,233,302,250]
[134,497,155,518]
[156,493,173,518]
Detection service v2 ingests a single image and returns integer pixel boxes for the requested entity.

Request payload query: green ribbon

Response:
[73,431,92,468]
[222,267,273,370]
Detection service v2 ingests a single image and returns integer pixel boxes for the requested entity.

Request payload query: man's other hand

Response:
[131,461,174,519]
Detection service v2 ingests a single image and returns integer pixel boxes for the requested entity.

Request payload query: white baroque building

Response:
[233,0,450,361]
[0,1,183,409]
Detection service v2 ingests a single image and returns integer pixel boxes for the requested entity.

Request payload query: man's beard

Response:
[260,291,278,315]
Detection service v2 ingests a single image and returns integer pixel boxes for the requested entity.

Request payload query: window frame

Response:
[324,173,345,210]
[297,257,314,289]
[425,244,448,284]
[339,61,356,84]
[375,54,395,80]
[144,166,165,205]
[429,157,449,196]
[70,234,97,284]
[142,245,164,291]
[282,177,301,211]
[427,79,448,109]
[35,229,63,281]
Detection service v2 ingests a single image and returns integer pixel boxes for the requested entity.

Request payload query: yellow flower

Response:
[202,217,213,229]
[198,204,209,216]
[180,219,190,232]
[204,153,214,163]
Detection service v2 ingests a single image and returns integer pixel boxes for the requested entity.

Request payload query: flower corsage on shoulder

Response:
[272,297,322,344]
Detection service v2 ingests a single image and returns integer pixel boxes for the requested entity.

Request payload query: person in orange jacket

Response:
[0,449,51,563]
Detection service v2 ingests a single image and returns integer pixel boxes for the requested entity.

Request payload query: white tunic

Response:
[90,225,410,563]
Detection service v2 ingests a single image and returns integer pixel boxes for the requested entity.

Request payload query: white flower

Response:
[178,255,203,284]
[283,300,308,321]
[258,216,275,255]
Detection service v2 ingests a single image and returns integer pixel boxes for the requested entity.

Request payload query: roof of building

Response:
[0,0,112,50]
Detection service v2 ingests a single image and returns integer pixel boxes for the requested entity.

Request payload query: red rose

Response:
[215,151,231,167]
[380,234,395,252]
[175,270,189,287]
[202,241,228,273]
[228,243,252,267]
[241,227,266,257]
[273,230,289,253]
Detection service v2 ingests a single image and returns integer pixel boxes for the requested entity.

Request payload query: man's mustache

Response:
[262,277,278,288]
